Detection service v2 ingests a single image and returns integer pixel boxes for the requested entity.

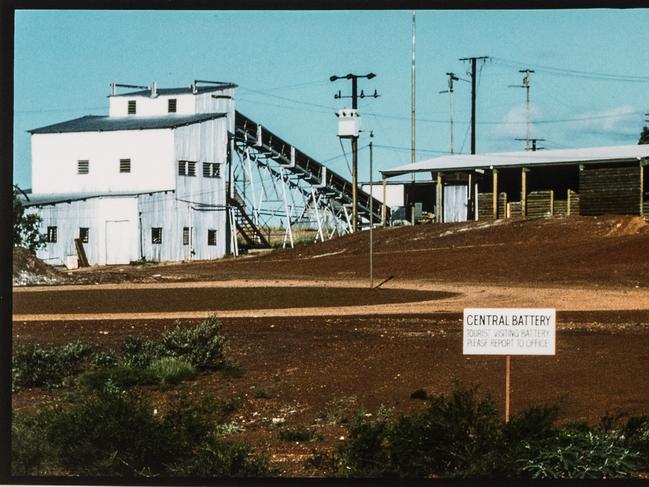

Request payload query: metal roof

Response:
[22,190,173,207]
[110,84,238,97]
[29,113,226,134]
[382,144,649,177]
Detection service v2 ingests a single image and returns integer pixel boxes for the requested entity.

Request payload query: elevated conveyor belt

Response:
[234,111,384,226]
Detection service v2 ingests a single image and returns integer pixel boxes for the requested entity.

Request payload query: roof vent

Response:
[150,81,157,98]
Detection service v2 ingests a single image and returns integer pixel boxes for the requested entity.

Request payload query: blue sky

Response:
[13,9,649,188]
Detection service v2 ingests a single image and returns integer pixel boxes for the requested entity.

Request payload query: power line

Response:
[492,56,649,82]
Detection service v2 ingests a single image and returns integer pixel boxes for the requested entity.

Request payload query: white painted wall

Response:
[31,129,175,195]
[30,196,140,266]
[361,183,404,208]
[109,93,196,117]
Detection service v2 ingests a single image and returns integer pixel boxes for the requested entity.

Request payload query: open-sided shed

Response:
[381,145,649,222]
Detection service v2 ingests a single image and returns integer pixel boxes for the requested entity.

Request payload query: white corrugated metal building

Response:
[24,81,235,266]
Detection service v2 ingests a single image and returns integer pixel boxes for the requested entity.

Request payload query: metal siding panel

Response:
[443,185,468,222]
[30,196,138,266]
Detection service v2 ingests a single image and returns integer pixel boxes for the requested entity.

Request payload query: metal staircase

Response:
[227,192,270,249]
[229,111,384,251]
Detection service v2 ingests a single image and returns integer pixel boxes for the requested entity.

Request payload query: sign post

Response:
[463,308,556,422]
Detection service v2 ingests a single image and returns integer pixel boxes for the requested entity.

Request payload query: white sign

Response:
[463,308,556,355]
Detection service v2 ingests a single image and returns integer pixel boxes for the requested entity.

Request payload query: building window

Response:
[207,229,217,246]
[152,227,162,245]
[119,158,131,173]
[79,227,89,243]
[168,99,177,113]
[128,100,136,115]
[182,226,191,246]
[203,162,221,178]
[78,160,89,175]
[178,160,196,177]
[47,226,57,243]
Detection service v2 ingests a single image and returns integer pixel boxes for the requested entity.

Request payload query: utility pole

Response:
[509,69,535,150]
[459,56,489,155]
[411,10,417,180]
[369,133,374,289]
[331,73,379,233]
[439,72,460,154]
[515,137,545,151]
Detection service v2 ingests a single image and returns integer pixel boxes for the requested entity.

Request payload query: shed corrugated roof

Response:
[382,144,649,177]
[110,84,237,97]
[29,113,226,134]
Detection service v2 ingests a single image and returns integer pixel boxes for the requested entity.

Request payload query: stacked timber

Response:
[498,193,507,220]
[579,165,641,216]
[554,200,568,217]
[477,192,494,220]
[568,189,580,216]
[527,190,554,218]
[643,200,649,216]
[509,201,522,217]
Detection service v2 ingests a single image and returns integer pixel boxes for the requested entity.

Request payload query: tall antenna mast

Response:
[411,10,416,181]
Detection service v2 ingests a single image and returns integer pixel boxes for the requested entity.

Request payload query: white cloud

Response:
[566,104,641,137]
[493,103,544,140]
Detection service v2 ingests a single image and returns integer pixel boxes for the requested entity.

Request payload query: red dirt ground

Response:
[11,215,649,476]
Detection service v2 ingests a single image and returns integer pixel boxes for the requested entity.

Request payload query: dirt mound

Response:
[603,216,649,237]
[12,247,70,286]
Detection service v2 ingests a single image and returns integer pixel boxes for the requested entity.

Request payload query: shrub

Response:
[44,390,183,476]
[90,350,119,369]
[518,430,639,479]
[161,316,226,370]
[78,366,158,390]
[147,357,196,384]
[218,362,243,379]
[12,341,92,390]
[410,389,428,400]
[254,389,272,399]
[167,437,269,477]
[387,383,501,478]
[120,335,166,369]
[14,389,269,477]
[11,413,55,475]
[278,427,323,443]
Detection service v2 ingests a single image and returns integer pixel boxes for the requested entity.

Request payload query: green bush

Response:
[518,430,639,479]
[120,335,166,369]
[332,383,644,479]
[90,350,119,369]
[12,389,268,477]
[253,389,272,399]
[278,426,323,443]
[12,341,92,390]
[11,413,55,475]
[78,366,158,390]
[217,362,243,379]
[161,316,226,370]
[147,357,196,384]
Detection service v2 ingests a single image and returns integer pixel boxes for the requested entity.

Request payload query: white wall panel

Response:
[31,129,175,195]
[109,94,196,116]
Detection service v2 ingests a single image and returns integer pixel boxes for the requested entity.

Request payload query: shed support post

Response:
[521,168,527,217]
[640,162,644,216]
[382,176,388,227]
[492,169,499,220]
[436,172,443,223]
